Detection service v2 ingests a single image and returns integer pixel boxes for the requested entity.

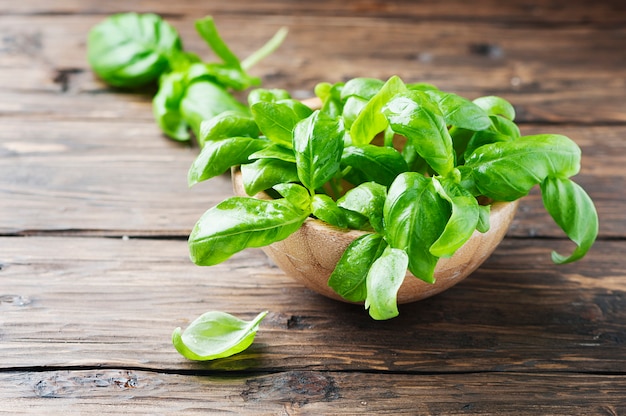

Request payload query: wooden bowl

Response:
[232,168,518,304]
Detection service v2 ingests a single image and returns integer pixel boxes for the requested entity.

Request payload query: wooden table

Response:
[1,1,625,414]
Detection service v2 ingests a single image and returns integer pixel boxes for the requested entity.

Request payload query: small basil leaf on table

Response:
[350,76,407,145]
[337,182,387,234]
[180,80,250,138]
[328,233,388,303]
[87,13,183,88]
[464,134,581,201]
[198,111,259,147]
[430,177,480,258]
[189,197,310,266]
[540,176,598,263]
[153,72,190,141]
[188,137,266,186]
[251,100,313,148]
[365,247,409,320]
[172,311,267,361]
[341,145,408,187]
[241,158,300,196]
[383,91,455,177]
[293,111,345,193]
[384,173,450,283]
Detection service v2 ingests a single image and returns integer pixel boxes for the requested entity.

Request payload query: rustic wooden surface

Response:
[1,0,625,414]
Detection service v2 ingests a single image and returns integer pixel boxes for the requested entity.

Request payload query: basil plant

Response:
[187,76,598,320]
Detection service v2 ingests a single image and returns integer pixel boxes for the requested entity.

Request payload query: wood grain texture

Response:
[1,237,623,373]
[1,370,624,415]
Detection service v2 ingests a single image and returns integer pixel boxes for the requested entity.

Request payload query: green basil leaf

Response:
[293,111,345,193]
[383,91,455,176]
[249,143,296,163]
[406,82,439,91]
[251,100,313,147]
[248,88,291,106]
[341,145,408,187]
[198,111,258,147]
[337,182,387,234]
[203,62,260,91]
[465,134,581,201]
[312,194,349,228]
[188,138,266,186]
[194,16,242,69]
[424,90,492,131]
[340,78,385,100]
[153,72,190,141]
[328,233,387,302]
[384,173,450,283]
[189,197,310,266]
[315,82,345,118]
[365,247,409,320]
[350,76,407,145]
[273,183,311,212]
[430,178,480,258]
[241,158,299,196]
[87,13,182,88]
[342,96,368,129]
[540,177,598,264]
[473,96,516,121]
[172,311,267,361]
[477,204,491,233]
[180,81,250,138]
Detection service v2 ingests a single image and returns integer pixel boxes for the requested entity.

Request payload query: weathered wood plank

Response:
[1,121,621,237]
[1,236,624,372]
[0,14,624,123]
[1,369,624,415]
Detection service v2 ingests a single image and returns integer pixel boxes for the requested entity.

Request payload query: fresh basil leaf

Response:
[251,100,313,147]
[180,80,250,138]
[341,144,408,187]
[424,90,492,131]
[189,197,310,266]
[241,158,299,196]
[203,62,260,91]
[383,91,455,176]
[384,173,450,283]
[365,247,409,320]
[328,233,387,302]
[465,134,581,201]
[312,194,349,228]
[350,76,407,145]
[337,182,387,234]
[477,204,491,233]
[406,82,438,91]
[249,143,296,163]
[463,117,521,160]
[430,178,480,258]
[198,111,258,147]
[172,311,267,361]
[194,16,242,69]
[540,176,598,264]
[273,183,311,212]
[248,88,291,106]
[87,13,182,88]
[188,137,266,186]
[473,96,516,121]
[153,72,190,141]
[340,78,385,100]
[315,82,344,117]
[342,96,368,129]
[293,111,345,193]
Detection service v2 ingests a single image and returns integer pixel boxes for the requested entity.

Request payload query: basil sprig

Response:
[188,75,598,320]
